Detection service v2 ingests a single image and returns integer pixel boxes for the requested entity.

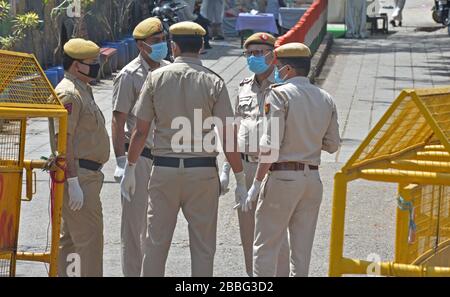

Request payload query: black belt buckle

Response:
[79,159,102,171]
[153,156,217,168]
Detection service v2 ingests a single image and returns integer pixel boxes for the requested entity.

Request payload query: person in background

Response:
[345,0,368,39]
[201,0,226,40]
[237,0,258,11]
[265,0,286,30]
[178,0,197,22]
[257,0,267,12]
[195,0,214,49]
[178,0,212,51]
[391,0,406,27]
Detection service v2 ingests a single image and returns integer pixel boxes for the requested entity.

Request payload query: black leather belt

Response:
[153,156,217,168]
[270,162,318,171]
[79,159,102,171]
[125,143,153,160]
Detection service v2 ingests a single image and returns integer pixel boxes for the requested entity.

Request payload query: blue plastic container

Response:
[44,70,59,88]
[104,41,127,69]
[116,39,130,64]
[124,37,138,60]
[123,41,130,64]
[48,66,64,83]
[55,66,64,82]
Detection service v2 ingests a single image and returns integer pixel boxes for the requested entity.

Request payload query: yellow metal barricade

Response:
[0,49,67,277]
[329,87,450,277]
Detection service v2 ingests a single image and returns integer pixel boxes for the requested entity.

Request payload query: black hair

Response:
[172,35,203,54]
[278,57,311,77]
[62,53,76,71]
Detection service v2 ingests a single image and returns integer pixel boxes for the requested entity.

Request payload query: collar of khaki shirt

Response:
[285,76,310,85]
[174,56,203,66]
[64,72,93,94]
[251,67,276,90]
[138,53,151,72]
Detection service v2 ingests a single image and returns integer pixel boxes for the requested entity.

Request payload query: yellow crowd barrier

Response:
[329,86,450,277]
[0,49,67,277]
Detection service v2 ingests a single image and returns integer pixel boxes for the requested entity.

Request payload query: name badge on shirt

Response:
[264,103,270,115]
[64,103,73,115]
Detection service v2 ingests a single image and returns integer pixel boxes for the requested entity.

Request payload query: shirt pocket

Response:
[80,102,100,131]
[237,95,256,117]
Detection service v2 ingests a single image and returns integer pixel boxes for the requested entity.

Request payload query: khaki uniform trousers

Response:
[121,156,153,277]
[254,167,323,277]
[239,160,290,277]
[141,165,220,277]
[58,167,104,277]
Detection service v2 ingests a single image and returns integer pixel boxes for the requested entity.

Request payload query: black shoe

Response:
[204,43,212,49]
[212,35,225,41]
[398,21,402,27]
[390,20,396,27]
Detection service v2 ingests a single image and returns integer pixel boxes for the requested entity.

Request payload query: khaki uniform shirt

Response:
[235,70,275,157]
[260,76,341,166]
[133,56,234,158]
[55,73,110,165]
[112,54,170,148]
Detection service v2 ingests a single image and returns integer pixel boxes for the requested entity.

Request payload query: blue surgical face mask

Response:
[145,41,168,62]
[247,55,270,74]
[274,65,287,83]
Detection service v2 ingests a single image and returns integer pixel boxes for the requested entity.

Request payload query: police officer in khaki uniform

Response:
[112,17,170,277]
[219,32,289,277]
[55,38,110,277]
[243,43,340,277]
[120,21,247,277]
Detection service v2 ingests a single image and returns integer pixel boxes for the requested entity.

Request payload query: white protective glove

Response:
[233,171,247,210]
[242,179,262,212]
[219,162,231,195]
[114,156,127,182]
[67,177,84,211]
[120,161,136,202]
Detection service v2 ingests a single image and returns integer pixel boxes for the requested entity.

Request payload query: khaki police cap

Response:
[169,21,206,36]
[133,17,163,39]
[275,42,311,58]
[244,32,276,48]
[64,38,100,60]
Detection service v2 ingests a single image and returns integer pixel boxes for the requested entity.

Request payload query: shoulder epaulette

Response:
[239,77,253,87]
[198,64,224,82]
[126,58,142,74]
[269,82,287,89]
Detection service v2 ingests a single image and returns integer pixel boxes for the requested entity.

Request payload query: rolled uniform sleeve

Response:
[57,92,82,136]
[112,71,134,113]
[260,89,286,151]
[212,81,234,123]
[132,73,155,123]
[322,101,341,154]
